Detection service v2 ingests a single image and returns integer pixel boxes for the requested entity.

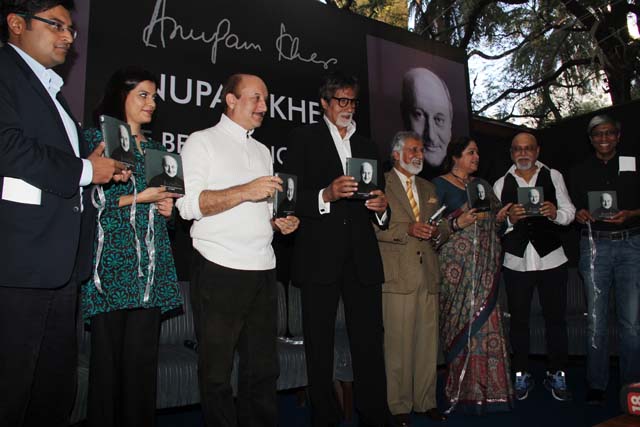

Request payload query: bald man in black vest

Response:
[493,132,576,403]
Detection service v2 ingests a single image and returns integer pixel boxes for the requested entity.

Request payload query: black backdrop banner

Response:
[85,0,471,280]
[85,0,470,168]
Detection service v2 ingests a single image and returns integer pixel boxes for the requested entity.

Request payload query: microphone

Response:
[427,205,447,225]
[620,382,640,415]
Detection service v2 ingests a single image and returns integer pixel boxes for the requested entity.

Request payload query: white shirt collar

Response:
[219,113,255,142]
[323,115,356,141]
[393,167,414,186]
[9,43,64,95]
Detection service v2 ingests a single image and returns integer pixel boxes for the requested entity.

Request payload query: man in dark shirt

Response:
[569,114,640,406]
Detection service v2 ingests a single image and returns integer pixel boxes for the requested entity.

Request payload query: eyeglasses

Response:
[18,13,78,39]
[510,146,536,154]
[332,97,359,108]
[590,129,619,138]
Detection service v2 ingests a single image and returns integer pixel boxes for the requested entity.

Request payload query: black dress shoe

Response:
[586,388,606,406]
[421,408,447,421]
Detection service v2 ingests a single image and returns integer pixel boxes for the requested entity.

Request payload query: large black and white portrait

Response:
[588,190,619,220]
[401,68,452,169]
[518,186,544,216]
[366,35,470,178]
[145,149,185,194]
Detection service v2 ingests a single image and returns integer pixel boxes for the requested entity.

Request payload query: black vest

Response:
[500,166,561,257]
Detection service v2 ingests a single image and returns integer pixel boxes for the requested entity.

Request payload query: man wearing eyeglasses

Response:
[493,132,575,403]
[569,115,640,406]
[283,72,393,426]
[0,1,128,425]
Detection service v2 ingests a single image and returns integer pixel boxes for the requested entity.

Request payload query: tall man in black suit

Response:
[0,2,126,426]
[283,73,392,426]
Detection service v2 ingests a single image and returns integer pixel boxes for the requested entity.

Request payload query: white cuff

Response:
[504,217,514,234]
[176,190,204,221]
[318,189,330,215]
[79,159,93,187]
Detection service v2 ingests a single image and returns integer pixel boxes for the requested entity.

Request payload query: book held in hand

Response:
[517,186,544,216]
[466,178,491,212]
[144,149,185,194]
[99,115,135,169]
[588,190,619,220]
[346,157,378,199]
[273,173,297,218]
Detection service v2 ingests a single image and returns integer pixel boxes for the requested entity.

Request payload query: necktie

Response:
[406,178,420,222]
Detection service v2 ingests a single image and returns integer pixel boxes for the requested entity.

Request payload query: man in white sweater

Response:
[176,74,299,427]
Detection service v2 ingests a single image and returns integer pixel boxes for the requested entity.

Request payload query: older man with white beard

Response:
[376,131,450,426]
[493,132,575,403]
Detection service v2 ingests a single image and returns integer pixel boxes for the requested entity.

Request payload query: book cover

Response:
[346,157,378,199]
[144,149,185,194]
[99,115,135,169]
[466,178,491,212]
[588,190,619,220]
[517,186,544,216]
[273,173,297,217]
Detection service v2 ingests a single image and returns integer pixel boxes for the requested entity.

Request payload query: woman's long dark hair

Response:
[92,66,159,126]
[442,136,475,173]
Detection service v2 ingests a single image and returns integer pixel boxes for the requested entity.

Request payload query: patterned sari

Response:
[434,177,514,415]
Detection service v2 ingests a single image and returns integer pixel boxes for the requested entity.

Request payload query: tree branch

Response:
[457,0,529,49]
[475,58,593,114]
[559,0,597,29]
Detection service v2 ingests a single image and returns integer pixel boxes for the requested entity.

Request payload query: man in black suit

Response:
[283,72,392,426]
[0,2,126,426]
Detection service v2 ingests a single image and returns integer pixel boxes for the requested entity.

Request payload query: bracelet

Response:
[431,232,442,246]
[450,217,460,232]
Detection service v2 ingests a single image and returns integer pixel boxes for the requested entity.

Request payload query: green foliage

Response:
[322,0,640,126]
[352,0,408,27]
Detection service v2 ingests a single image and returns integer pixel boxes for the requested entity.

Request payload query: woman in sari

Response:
[432,137,514,415]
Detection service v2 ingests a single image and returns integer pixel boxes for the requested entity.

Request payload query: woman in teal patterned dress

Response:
[432,137,514,415]
[82,66,182,427]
